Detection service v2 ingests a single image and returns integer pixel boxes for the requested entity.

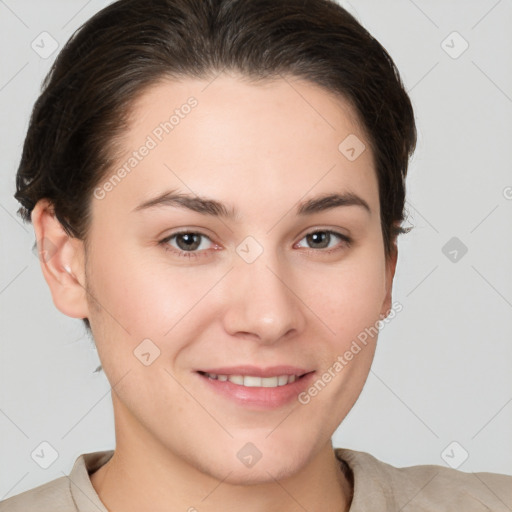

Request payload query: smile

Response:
[196,370,316,409]
[198,371,305,388]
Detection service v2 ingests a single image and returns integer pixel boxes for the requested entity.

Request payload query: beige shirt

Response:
[1,448,511,511]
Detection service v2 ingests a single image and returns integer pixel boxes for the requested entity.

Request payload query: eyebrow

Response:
[131,189,371,218]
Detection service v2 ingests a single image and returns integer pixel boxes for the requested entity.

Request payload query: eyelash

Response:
[159,229,352,259]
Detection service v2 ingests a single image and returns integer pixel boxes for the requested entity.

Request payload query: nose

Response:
[222,251,307,345]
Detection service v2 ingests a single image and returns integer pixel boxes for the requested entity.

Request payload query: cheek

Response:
[310,249,386,342]
[85,240,225,380]
[298,256,384,420]
[87,238,200,335]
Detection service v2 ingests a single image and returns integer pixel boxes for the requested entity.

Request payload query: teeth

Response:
[204,373,302,387]
[278,375,288,386]
[243,375,264,387]
[229,375,244,385]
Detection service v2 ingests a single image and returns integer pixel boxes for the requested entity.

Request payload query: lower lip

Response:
[196,371,316,409]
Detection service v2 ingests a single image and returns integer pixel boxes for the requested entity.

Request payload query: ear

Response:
[31,199,90,320]
[379,234,399,320]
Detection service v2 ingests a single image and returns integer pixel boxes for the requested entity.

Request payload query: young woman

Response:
[2,0,510,510]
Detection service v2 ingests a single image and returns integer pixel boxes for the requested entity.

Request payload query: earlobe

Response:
[31,199,90,320]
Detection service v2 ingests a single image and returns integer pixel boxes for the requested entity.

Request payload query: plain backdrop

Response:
[1,0,511,499]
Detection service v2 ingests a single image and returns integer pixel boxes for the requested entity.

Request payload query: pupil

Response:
[308,231,328,248]
[178,233,200,250]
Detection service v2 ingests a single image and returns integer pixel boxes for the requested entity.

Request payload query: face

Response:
[66,74,396,483]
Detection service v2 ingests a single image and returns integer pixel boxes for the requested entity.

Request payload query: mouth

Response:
[196,370,311,388]
[195,369,316,409]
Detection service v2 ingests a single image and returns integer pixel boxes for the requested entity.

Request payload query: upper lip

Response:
[197,365,313,378]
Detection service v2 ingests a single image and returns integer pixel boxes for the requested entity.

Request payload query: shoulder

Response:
[0,450,113,512]
[336,447,512,511]
[0,476,74,512]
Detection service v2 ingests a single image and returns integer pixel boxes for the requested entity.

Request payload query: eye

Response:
[159,228,351,259]
[159,231,217,258]
[295,229,351,253]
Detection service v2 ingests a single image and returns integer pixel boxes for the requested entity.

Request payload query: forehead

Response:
[95,73,378,220]
[126,73,368,151]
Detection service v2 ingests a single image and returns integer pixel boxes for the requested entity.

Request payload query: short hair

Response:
[14,0,416,334]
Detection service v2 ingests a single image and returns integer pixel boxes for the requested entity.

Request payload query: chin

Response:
[186,440,309,486]
[219,459,303,486]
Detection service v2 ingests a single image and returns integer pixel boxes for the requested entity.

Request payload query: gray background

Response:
[1,0,511,499]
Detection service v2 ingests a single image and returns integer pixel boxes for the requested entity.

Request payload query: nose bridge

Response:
[223,243,305,342]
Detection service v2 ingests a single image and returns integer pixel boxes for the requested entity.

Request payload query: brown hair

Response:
[15,0,416,334]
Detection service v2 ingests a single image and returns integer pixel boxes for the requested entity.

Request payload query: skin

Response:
[32,73,398,512]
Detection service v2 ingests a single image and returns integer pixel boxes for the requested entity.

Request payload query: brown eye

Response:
[160,231,215,258]
[174,233,202,251]
[305,231,331,249]
[296,230,351,251]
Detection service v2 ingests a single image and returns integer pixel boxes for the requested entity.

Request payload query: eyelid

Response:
[294,229,351,252]
[295,224,351,242]
[159,226,351,259]
[159,229,218,258]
